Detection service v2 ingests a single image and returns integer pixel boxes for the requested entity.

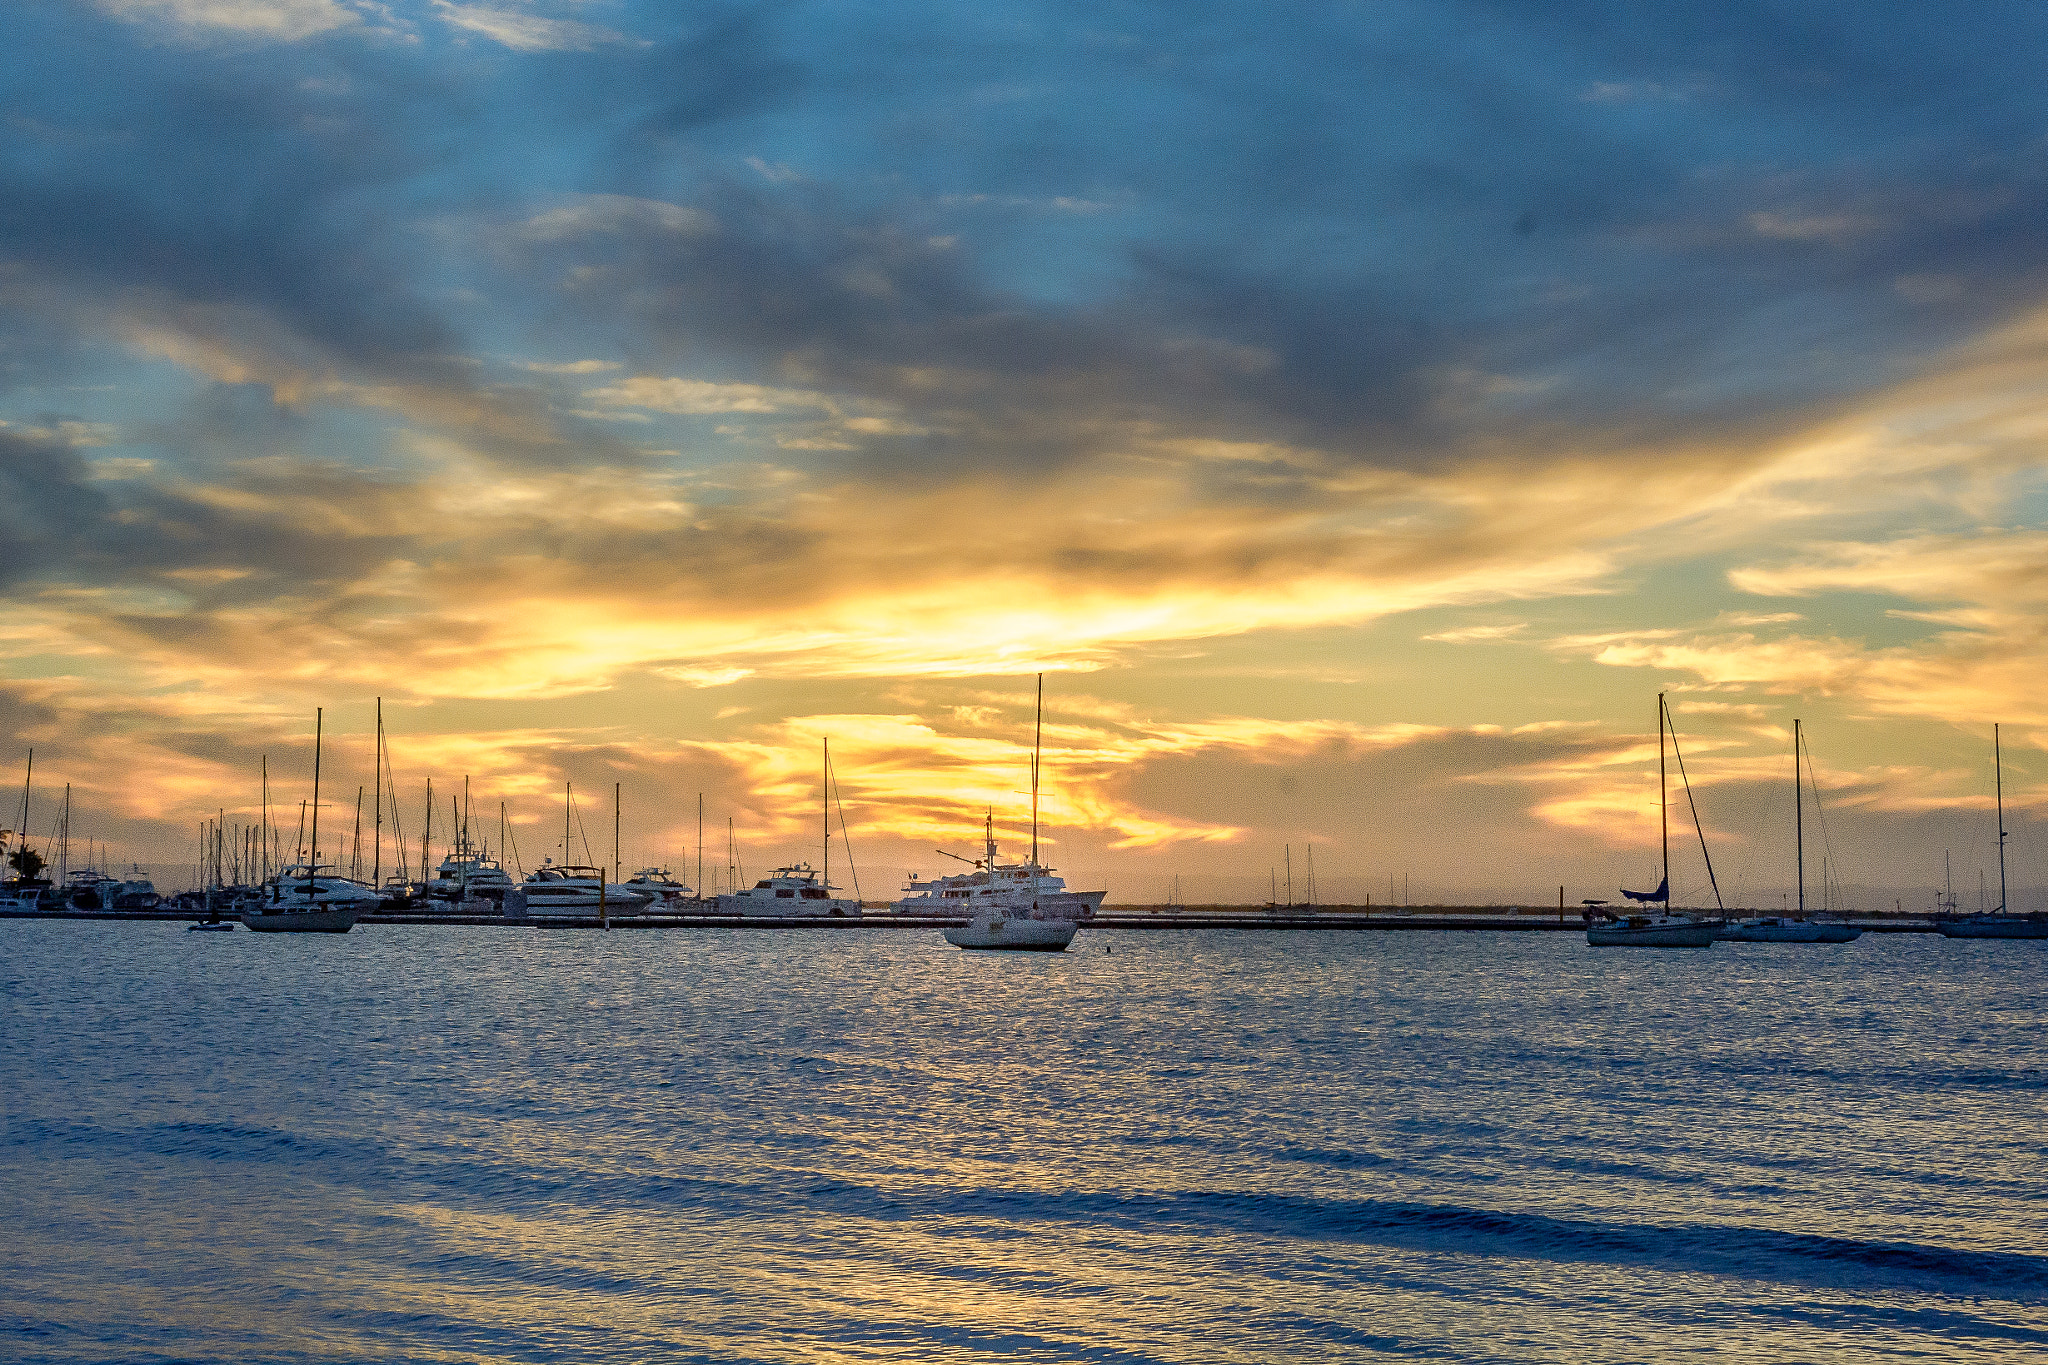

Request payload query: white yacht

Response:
[244,864,373,933]
[896,856,1105,920]
[943,902,1078,951]
[517,860,654,915]
[1586,910,1717,947]
[1718,916,1827,942]
[715,864,860,916]
[426,834,515,904]
[623,866,694,907]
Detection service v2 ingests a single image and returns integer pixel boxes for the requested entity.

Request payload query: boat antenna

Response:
[1663,695,1723,910]
[1995,722,2008,914]
[1793,718,1804,915]
[307,707,322,899]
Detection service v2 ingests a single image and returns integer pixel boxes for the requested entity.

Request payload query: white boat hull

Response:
[943,915,1077,951]
[1719,919,1827,942]
[242,908,357,934]
[713,895,861,917]
[1939,917,2048,939]
[1587,917,1717,947]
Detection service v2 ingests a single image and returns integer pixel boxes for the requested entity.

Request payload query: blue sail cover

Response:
[1620,877,1668,903]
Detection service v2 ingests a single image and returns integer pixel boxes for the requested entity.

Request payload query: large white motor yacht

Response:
[517,860,654,915]
[623,867,695,907]
[896,855,1105,920]
[426,834,515,903]
[715,864,860,916]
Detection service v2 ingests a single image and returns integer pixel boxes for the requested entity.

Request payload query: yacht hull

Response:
[1939,918,2048,939]
[242,908,357,933]
[1587,919,1717,947]
[943,918,1077,951]
[1719,920,1827,942]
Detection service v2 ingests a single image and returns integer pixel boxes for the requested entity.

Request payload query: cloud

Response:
[93,0,361,41]
[583,376,833,415]
[1422,623,1528,643]
[431,2,631,53]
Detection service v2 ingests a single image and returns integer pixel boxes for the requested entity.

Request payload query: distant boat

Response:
[241,712,359,934]
[426,831,514,904]
[1720,719,1862,943]
[715,864,859,916]
[1587,695,1718,948]
[519,859,653,915]
[1942,724,2048,939]
[623,867,694,907]
[943,901,1079,951]
[943,676,1079,952]
[1720,916,1826,942]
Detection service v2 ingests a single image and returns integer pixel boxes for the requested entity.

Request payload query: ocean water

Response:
[2,923,2044,1364]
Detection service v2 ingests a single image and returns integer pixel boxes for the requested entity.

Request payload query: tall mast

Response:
[308,708,322,897]
[697,793,703,900]
[422,778,434,883]
[372,699,382,889]
[822,738,829,890]
[565,781,571,867]
[613,781,621,885]
[1794,718,1804,916]
[352,787,363,881]
[1658,692,1669,909]
[1031,673,1042,869]
[1032,674,1043,902]
[1995,722,2008,914]
[261,755,269,883]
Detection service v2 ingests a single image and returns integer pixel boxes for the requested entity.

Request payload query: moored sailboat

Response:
[1587,695,1718,947]
[242,710,359,934]
[1941,724,2048,939]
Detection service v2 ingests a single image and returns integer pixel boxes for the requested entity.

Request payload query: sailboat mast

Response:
[1031,673,1042,869]
[697,793,703,901]
[1794,718,1804,916]
[1658,692,1669,909]
[565,781,571,867]
[822,738,829,891]
[1032,674,1042,903]
[1995,722,2008,913]
[308,708,322,896]
[261,755,269,883]
[613,781,621,885]
[372,699,382,890]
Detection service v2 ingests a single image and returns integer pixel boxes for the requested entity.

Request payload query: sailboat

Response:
[1941,724,2048,938]
[1722,718,1859,942]
[944,676,1079,952]
[243,709,360,934]
[1587,694,1719,947]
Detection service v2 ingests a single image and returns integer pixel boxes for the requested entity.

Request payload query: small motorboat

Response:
[188,920,235,932]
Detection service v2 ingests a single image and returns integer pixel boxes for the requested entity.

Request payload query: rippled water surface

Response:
[3,922,2045,1363]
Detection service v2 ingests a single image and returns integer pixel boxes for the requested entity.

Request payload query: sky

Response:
[5,1,2048,908]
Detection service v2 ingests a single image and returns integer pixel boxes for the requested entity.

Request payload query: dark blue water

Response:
[3,923,2044,1362]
